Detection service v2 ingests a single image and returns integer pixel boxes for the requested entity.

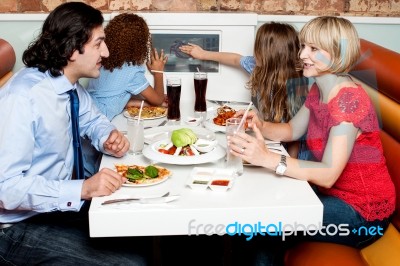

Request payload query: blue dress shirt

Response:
[0,67,115,223]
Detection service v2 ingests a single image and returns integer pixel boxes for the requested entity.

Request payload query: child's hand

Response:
[147,48,168,73]
[179,43,206,60]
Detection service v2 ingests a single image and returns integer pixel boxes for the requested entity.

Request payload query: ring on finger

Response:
[240,147,245,154]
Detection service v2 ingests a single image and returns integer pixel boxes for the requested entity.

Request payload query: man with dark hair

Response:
[0,2,147,265]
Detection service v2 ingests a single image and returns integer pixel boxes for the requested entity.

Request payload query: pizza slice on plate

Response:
[126,106,167,119]
[115,164,171,185]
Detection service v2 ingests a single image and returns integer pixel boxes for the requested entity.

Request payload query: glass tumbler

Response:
[127,118,144,155]
[194,72,208,121]
[225,117,244,176]
[166,77,182,122]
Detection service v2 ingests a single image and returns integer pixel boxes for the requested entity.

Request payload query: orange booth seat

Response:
[0,38,16,88]
[284,39,400,266]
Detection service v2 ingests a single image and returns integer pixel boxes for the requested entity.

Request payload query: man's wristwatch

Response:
[275,155,287,175]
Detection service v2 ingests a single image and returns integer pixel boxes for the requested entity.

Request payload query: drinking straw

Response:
[196,67,200,72]
[137,100,144,125]
[237,102,253,132]
[131,100,144,155]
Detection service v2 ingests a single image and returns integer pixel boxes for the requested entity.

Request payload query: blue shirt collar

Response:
[45,70,77,94]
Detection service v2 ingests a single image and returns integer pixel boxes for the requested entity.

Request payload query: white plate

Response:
[204,104,252,132]
[143,139,226,165]
[144,125,216,144]
[123,110,167,120]
[203,119,226,132]
[122,175,170,187]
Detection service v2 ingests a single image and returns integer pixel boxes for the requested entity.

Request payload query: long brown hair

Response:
[247,22,307,122]
[102,13,151,71]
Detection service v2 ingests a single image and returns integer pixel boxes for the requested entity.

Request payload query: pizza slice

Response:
[126,106,167,119]
[115,164,171,185]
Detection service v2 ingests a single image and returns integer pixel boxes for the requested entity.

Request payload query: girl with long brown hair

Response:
[180,22,310,159]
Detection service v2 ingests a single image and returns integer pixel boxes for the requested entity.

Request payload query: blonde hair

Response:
[299,16,360,74]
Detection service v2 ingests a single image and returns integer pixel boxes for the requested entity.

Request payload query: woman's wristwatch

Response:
[275,155,287,175]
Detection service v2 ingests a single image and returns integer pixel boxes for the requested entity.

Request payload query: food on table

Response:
[192,180,209,185]
[157,128,216,156]
[158,143,197,156]
[115,164,171,185]
[211,180,230,186]
[126,106,167,118]
[171,128,198,147]
[213,105,236,126]
[144,165,159,178]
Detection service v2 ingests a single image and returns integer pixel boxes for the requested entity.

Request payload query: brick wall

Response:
[0,0,399,16]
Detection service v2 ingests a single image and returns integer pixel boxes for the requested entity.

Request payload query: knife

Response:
[207,100,252,106]
[101,195,180,205]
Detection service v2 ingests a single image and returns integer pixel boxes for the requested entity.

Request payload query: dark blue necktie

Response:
[68,89,84,180]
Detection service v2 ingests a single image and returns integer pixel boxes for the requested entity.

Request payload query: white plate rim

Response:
[203,119,226,132]
[122,173,170,187]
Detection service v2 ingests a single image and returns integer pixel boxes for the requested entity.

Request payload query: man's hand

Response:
[103,129,129,157]
[81,168,127,200]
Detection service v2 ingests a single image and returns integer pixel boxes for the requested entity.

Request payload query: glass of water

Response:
[127,118,144,155]
[225,117,244,176]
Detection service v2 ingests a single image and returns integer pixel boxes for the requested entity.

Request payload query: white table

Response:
[89,104,323,237]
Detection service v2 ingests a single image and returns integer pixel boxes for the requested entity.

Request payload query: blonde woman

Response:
[231,17,395,254]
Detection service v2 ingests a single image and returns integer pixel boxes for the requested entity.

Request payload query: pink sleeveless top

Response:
[305,84,395,221]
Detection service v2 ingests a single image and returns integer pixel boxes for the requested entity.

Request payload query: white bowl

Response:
[187,167,213,190]
[209,176,234,192]
[192,139,218,153]
[184,117,202,126]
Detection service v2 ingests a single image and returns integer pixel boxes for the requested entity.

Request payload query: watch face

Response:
[276,164,286,175]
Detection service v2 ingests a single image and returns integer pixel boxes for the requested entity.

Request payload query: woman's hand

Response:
[227,124,270,167]
[147,48,168,73]
[234,110,263,130]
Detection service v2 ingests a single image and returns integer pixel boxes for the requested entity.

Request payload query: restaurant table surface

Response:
[89,103,323,237]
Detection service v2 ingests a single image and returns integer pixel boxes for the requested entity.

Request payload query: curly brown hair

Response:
[102,13,151,71]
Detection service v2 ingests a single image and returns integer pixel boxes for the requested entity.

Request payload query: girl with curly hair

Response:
[84,13,167,177]
[179,22,310,160]
[87,13,167,121]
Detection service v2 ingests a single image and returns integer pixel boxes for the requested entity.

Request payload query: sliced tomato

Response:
[180,146,195,156]
[186,148,195,156]
[168,146,177,155]
[158,149,169,154]
[159,145,195,156]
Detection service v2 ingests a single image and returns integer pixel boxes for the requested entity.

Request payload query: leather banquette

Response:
[285,39,400,266]
[0,38,16,88]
